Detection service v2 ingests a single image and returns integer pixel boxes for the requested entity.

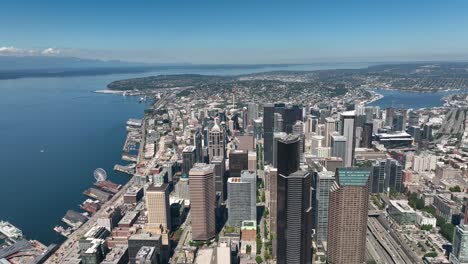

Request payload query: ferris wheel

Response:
[94,168,107,182]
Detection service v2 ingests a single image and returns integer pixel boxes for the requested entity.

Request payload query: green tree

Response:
[246,244,252,254]
[424,251,438,258]
[256,236,262,254]
[449,185,461,192]
[422,206,436,216]
[263,208,269,218]
[225,225,235,233]
[440,223,454,242]
[420,224,433,231]
[256,256,263,264]
[436,216,446,227]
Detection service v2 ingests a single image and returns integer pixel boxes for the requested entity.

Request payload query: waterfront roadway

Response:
[46,93,170,263]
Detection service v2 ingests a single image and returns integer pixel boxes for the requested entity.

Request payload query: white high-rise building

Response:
[208,123,225,162]
[247,102,258,125]
[340,111,356,167]
[324,117,337,147]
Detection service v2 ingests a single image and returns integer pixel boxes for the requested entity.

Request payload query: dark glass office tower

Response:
[276,170,312,264]
[181,146,196,177]
[275,134,312,264]
[195,128,203,163]
[228,149,248,177]
[386,159,403,193]
[263,103,276,165]
[361,122,373,148]
[408,110,419,127]
[392,113,404,131]
[371,158,403,194]
[263,103,302,165]
[276,135,300,176]
[371,159,386,193]
[283,105,303,133]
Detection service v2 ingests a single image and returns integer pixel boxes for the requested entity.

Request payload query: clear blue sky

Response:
[1,0,468,63]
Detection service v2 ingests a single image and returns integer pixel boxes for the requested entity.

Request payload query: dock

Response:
[122,154,138,162]
[114,164,135,175]
[94,180,121,194]
[53,226,72,238]
[83,187,112,202]
[79,199,101,215]
[62,210,88,229]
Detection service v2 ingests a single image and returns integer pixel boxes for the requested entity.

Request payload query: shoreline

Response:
[365,91,384,105]
[93,89,125,94]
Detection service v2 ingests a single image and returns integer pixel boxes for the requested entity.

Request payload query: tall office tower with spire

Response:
[327,168,371,264]
[339,111,356,167]
[189,164,216,241]
[324,117,337,147]
[450,202,468,264]
[208,122,225,162]
[275,135,312,264]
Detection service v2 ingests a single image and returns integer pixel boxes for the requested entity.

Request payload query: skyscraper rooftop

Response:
[277,134,300,144]
[336,168,370,186]
[340,110,356,117]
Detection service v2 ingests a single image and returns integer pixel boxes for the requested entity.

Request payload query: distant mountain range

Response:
[0,56,152,71]
[0,56,155,79]
[0,56,304,80]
